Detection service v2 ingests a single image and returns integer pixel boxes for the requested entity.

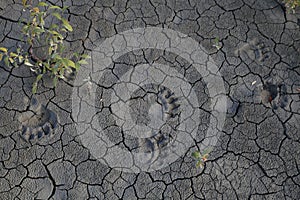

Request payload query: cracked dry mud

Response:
[0,0,300,199]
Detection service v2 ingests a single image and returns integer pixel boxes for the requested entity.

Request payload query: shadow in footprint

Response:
[18,98,58,142]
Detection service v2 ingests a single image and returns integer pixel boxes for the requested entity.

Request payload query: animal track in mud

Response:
[228,78,289,123]
[138,132,171,164]
[130,84,181,164]
[260,81,289,109]
[18,98,58,142]
[158,86,181,121]
[129,84,181,128]
[235,39,270,62]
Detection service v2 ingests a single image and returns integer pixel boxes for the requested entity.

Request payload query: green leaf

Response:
[49,30,59,35]
[0,54,3,61]
[9,52,18,57]
[61,19,73,32]
[49,30,63,40]
[24,60,34,67]
[4,56,9,66]
[43,62,50,70]
[53,76,58,87]
[8,57,14,64]
[49,5,62,10]
[49,24,59,30]
[42,65,46,74]
[48,46,53,55]
[38,14,45,27]
[196,160,204,168]
[62,6,69,12]
[36,74,43,81]
[38,2,48,7]
[32,7,40,13]
[33,27,45,35]
[22,25,29,34]
[73,52,80,58]
[75,63,80,70]
[32,73,43,94]
[22,0,27,7]
[192,151,201,159]
[61,58,68,67]
[78,59,88,65]
[59,68,65,78]
[32,83,38,94]
[64,59,75,68]
[60,28,68,32]
[18,55,24,63]
[52,12,62,20]
[51,53,62,60]
[81,54,91,59]
[13,61,18,68]
[0,47,8,53]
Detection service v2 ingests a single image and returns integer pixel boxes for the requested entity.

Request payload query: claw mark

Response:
[235,39,270,62]
[18,97,58,142]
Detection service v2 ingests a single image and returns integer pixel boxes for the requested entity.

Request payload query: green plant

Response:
[283,0,300,13]
[192,148,211,168]
[212,37,222,51]
[0,0,90,93]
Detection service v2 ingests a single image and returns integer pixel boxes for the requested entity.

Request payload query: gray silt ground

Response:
[0,0,300,199]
